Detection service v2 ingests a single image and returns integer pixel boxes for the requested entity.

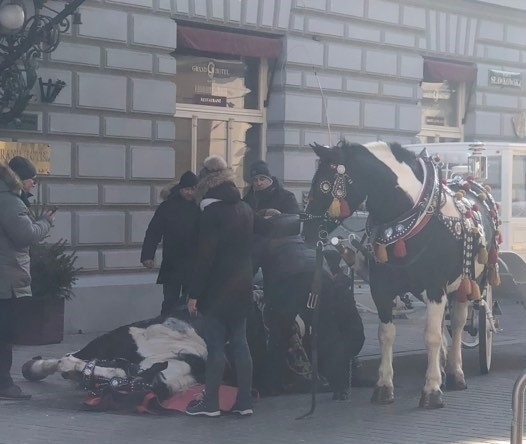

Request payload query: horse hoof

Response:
[371,385,394,404]
[445,374,467,391]
[332,390,350,401]
[419,390,445,409]
[22,359,46,381]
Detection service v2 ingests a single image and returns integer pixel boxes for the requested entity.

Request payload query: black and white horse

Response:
[305,140,500,409]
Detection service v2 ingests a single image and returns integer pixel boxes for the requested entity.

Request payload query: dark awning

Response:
[423,57,477,83]
[177,25,282,58]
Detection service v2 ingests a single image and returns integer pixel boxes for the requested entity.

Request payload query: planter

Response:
[14,297,65,345]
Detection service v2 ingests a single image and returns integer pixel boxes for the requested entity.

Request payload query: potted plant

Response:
[14,239,81,345]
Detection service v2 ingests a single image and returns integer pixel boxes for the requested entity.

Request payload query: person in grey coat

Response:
[0,159,54,399]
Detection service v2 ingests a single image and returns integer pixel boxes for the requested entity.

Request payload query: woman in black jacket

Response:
[140,171,200,316]
[186,155,255,418]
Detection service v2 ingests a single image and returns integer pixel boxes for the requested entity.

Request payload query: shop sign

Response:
[177,57,247,108]
[193,94,227,107]
[0,142,51,174]
[489,69,522,89]
[425,116,445,126]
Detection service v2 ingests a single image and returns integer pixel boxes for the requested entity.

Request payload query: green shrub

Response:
[30,239,81,301]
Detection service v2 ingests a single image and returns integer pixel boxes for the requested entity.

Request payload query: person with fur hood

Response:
[186,155,255,418]
[0,158,54,399]
[140,171,200,316]
[243,160,300,215]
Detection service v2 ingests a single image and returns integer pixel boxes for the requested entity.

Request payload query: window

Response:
[418,58,477,144]
[176,55,260,110]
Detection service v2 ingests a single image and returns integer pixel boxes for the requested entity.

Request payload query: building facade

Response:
[3,0,526,331]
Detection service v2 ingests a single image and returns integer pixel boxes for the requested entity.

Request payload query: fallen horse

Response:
[21,286,364,413]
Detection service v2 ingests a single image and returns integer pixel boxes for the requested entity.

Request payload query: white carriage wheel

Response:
[479,284,493,374]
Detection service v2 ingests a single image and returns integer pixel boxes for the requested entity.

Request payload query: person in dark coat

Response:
[243,160,300,215]
[256,212,365,398]
[140,171,200,316]
[0,159,54,399]
[186,155,255,418]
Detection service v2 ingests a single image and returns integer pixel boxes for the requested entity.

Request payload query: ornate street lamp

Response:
[0,0,85,124]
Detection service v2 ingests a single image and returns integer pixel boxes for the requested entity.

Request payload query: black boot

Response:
[0,343,31,400]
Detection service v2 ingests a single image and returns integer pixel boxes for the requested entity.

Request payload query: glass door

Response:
[174,115,261,189]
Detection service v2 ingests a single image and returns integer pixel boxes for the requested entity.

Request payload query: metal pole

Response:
[511,371,526,444]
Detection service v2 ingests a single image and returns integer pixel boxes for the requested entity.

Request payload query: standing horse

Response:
[304,140,501,409]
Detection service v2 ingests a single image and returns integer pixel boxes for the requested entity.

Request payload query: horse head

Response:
[305,142,366,222]
[306,140,423,226]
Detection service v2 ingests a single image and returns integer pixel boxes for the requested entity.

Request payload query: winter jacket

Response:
[190,170,254,321]
[243,177,300,214]
[256,215,316,303]
[140,183,200,285]
[0,163,52,299]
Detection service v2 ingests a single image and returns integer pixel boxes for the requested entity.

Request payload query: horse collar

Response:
[366,155,440,246]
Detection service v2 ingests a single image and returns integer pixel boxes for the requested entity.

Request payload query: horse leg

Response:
[445,298,468,390]
[419,290,446,409]
[371,301,395,404]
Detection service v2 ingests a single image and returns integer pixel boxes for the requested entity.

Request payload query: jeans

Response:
[203,316,253,407]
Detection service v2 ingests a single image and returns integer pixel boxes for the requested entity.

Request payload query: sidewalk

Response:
[2,285,526,444]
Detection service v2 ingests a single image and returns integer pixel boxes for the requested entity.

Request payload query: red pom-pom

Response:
[467,175,474,181]
[465,210,472,219]
[339,199,352,218]
[472,204,479,212]
[441,178,448,185]
[490,209,497,218]
[393,239,407,258]
[462,182,471,191]
[488,246,498,264]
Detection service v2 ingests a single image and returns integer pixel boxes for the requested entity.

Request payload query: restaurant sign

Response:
[489,69,522,89]
[0,142,51,175]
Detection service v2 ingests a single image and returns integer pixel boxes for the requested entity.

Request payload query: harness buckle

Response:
[307,292,318,309]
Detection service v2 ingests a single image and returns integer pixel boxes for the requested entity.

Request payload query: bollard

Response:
[511,372,526,444]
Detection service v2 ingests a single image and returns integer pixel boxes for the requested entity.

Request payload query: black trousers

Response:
[0,298,16,388]
[161,278,188,316]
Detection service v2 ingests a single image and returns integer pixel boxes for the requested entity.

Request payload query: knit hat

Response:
[249,160,271,180]
[179,170,198,188]
[8,156,37,181]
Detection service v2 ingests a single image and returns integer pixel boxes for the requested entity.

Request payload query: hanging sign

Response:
[0,142,51,175]
[488,69,522,88]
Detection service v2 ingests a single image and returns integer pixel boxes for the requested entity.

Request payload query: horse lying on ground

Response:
[21,277,365,410]
[305,140,500,409]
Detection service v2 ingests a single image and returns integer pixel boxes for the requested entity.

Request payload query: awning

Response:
[177,25,282,59]
[423,57,477,83]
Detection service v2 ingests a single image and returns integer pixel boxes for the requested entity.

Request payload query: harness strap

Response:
[297,242,324,420]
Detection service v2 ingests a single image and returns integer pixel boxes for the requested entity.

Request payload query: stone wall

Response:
[3,0,526,274]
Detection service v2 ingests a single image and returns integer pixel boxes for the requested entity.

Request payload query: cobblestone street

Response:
[2,287,526,444]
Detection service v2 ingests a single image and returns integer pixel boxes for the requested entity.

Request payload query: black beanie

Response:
[179,170,198,188]
[249,160,271,180]
[8,156,37,181]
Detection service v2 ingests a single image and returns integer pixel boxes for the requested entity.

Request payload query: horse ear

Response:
[310,142,337,162]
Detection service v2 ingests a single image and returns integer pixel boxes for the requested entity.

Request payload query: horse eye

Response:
[320,181,331,193]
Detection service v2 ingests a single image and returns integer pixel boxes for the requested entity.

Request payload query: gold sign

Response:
[0,142,51,175]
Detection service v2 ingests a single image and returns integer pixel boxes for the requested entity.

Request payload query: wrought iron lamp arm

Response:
[0,0,86,73]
